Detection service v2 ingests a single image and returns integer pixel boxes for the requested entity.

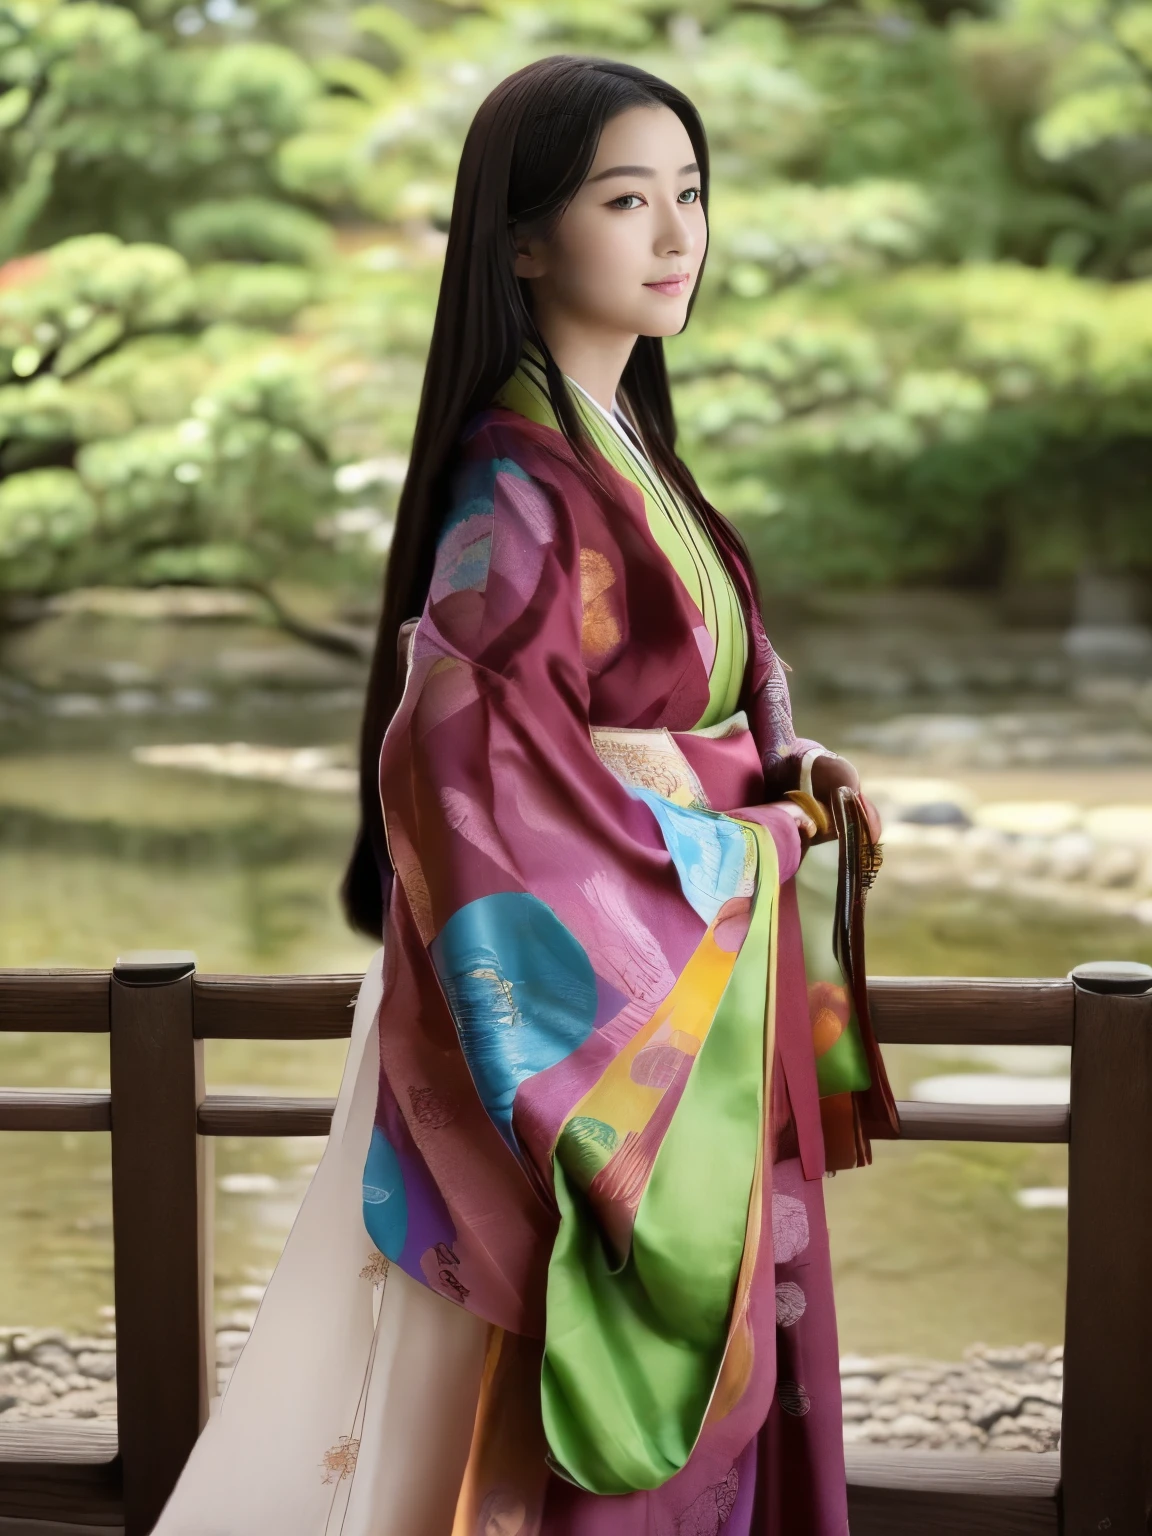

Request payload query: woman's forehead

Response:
[585,104,695,174]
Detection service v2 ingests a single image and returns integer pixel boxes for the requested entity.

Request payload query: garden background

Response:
[3,0,1152,1453]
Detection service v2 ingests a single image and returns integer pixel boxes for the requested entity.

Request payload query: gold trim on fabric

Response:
[588,709,754,809]
[688,708,750,740]
[589,725,710,810]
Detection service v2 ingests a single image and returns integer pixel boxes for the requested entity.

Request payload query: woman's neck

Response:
[524,331,634,414]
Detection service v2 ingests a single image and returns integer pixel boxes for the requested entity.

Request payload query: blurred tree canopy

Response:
[1,0,1151,621]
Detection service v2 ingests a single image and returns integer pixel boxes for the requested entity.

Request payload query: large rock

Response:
[75,1351,117,1382]
[28,1343,76,1377]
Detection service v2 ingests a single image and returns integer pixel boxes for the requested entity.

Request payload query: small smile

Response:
[643,273,691,296]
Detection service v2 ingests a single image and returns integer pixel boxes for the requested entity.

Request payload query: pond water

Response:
[3,607,1150,1360]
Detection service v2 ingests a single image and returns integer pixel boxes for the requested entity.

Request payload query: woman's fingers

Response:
[860,793,883,846]
[805,754,884,844]
[779,799,818,842]
[809,752,860,800]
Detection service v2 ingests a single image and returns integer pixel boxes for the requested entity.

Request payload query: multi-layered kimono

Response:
[365,345,895,1534]
[149,345,894,1536]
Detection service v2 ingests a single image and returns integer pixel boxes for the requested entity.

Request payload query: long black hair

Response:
[342,52,761,937]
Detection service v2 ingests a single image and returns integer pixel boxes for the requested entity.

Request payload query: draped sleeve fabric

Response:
[371,410,792,1496]
[741,591,824,800]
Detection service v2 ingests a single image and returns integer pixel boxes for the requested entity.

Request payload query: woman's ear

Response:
[512,230,547,280]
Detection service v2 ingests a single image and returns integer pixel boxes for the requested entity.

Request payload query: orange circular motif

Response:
[811,1006,846,1057]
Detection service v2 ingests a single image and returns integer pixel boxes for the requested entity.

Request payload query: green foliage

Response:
[1023,0,1152,162]
[679,263,1152,583]
[193,262,316,324]
[707,181,944,297]
[0,468,98,588]
[0,0,320,255]
[170,198,334,266]
[2,0,1152,606]
[0,235,337,594]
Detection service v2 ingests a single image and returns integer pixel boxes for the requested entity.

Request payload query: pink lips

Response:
[644,273,690,296]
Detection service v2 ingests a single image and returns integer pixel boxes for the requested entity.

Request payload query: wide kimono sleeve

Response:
[376,422,787,1495]
[742,590,826,800]
[381,430,696,1001]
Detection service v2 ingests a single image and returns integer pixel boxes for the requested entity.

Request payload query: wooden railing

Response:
[1,959,1150,1535]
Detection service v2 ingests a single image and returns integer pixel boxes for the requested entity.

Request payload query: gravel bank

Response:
[840,1342,1062,1453]
[0,1325,1062,1453]
[856,768,1152,927]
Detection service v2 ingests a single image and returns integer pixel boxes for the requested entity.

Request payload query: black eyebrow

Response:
[585,162,700,184]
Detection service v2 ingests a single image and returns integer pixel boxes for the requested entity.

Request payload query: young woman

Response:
[152,53,895,1536]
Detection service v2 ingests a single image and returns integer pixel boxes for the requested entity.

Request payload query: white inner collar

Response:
[566,374,646,459]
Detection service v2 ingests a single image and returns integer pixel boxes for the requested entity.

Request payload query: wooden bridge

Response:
[0,958,1150,1534]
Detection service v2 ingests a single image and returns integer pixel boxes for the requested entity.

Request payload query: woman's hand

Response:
[778,797,820,848]
[809,753,883,845]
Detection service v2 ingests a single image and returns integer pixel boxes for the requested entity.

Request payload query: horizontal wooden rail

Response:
[198,1094,338,1137]
[847,1445,1060,1494]
[0,1087,112,1131]
[897,1101,1069,1143]
[0,1091,1072,1144]
[193,972,362,1039]
[0,969,109,1033]
[0,1091,335,1137]
[868,977,1073,1047]
[846,1447,1059,1535]
[2,963,1146,1534]
[190,972,1076,1045]
[0,1431,1061,1532]
[0,1420,119,1462]
[0,1421,120,1527]
[0,970,1078,1047]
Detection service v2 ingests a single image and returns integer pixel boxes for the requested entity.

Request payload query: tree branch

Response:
[241,580,375,661]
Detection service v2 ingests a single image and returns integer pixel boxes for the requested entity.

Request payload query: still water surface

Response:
[4,638,1147,1358]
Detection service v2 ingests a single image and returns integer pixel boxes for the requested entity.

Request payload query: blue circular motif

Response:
[362,1124,408,1260]
[430,892,598,1150]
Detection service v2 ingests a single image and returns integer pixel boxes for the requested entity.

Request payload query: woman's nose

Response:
[656,201,697,257]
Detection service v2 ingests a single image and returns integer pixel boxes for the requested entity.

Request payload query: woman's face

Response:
[514,103,706,343]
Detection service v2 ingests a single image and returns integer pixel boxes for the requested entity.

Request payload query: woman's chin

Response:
[636,311,691,339]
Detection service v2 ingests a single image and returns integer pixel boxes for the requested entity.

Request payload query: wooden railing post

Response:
[1061,960,1152,1534]
[110,951,212,1536]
